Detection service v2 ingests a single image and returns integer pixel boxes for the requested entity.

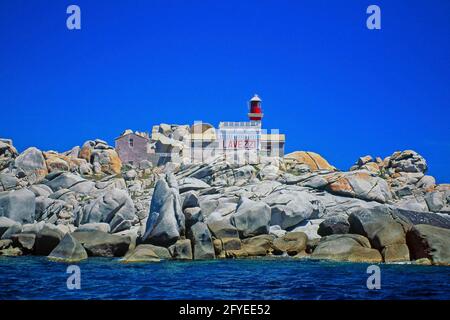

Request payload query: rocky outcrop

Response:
[181,191,200,210]
[180,157,258,187]
[183,207,203,228]
[318,215,350,236]
[349,207,413,262]
[135,244,171,259]
[77,188,136,233]
[0,189,36,224]
[325,171,392,203]
[381,244,410,263]
[425,192,445,213]
[0,173,18,192]
[0,239,12,250]
[349,151,442,214]
[168,239,192,260]
[1,223,22,240]
[44,152,70,173]
[187,222,215,260]
[311,234,382,263]
[77,222,110,233]
[1,136,449,266]
[178,178,210,193]
[11,233,35,253]
[93,149,122,175]
[14,147,48,184]
[0,217,21,238]
[239,234,275,257]
[121,244,160,263]
[78,141,95,163]
[44,172,87,192]
[222,237,242,251]
[231,197,271,238]
[272,232,307,256]
[198,194,238,218]
[393,208,450,229]
[29,184,53,197]
[34,223,65,255]
[35,195,75,225]
[291,219,322,240]
[284,151,335,172]
[263,187,320,229]
[48,233,88,262]
[207,218,239,239]
[0,246,22,256]
[387,150,427,174]
[142,174,185,246]
[406,224,450,266]
[79,140,122,175]
[349,155,383,174]
[152,127,185,162]
[72,230,131,257]
[258,164,280,181]
[349,207,411,250]
[0,139,18,171]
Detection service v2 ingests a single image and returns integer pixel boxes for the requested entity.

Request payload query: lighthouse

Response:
[115,93,285,166]
[248,94,263,121]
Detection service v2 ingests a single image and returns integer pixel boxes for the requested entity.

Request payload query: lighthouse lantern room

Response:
[248,94,264,121]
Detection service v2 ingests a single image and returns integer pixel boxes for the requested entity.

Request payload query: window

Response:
[129,138,134,148]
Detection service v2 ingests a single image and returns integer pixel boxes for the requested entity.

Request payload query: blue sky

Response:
[1,0,449,182]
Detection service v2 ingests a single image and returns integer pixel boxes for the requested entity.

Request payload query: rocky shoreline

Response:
[1,134,450,266]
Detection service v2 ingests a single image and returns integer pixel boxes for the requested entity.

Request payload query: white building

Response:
[181,95,285,164]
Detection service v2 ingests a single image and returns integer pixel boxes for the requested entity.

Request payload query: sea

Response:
[1,257,449,300]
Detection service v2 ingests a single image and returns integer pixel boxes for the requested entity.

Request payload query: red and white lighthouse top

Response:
[248,94,263,121]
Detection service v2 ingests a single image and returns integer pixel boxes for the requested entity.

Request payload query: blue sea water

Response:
[0,257,449,300]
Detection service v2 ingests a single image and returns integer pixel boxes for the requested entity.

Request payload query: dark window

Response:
[129,138,134,147]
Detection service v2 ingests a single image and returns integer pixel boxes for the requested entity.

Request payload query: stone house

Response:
[115,130,154,166]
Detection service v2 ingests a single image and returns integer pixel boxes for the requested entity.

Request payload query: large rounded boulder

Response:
[349,207,412,262]
[406,224,450,266]
[14,147,48,183]
[231,197,271,238]
[77,188,137,233]
[386,150,427,174]
[325,171,392,203]
[0,189,36,224]
[263,187,319,229]
[79,140,122,175]
[121,244,160,263]
[284,151,335,172]
[72,230,131,257]
[311,234,382,263]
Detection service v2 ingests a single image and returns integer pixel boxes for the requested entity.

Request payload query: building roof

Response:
[189,132,285,142]
[219,121,262,129]
[115,130,150,141]
[250,94,261,102]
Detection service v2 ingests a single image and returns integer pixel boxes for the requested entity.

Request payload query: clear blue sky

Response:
[1,0,449,182]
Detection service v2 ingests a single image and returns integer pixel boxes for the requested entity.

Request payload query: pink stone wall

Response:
[115,134,151,165]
